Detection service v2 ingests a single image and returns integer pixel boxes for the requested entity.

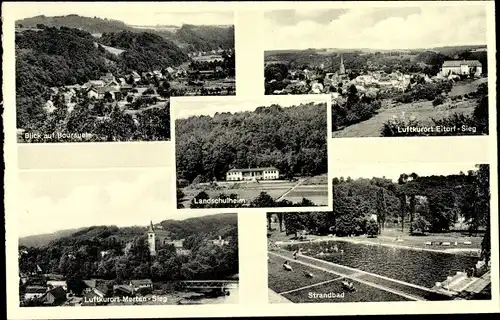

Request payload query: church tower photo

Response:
[339,54,346,75]
[147,221,156,256]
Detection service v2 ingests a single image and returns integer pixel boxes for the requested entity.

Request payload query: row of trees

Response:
[18,95,171,142]
[271,165,490,261]
[180,190,316,209]
[175,103,328,183]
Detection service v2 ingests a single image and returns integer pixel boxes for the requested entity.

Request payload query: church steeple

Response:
[339,54,346,75]
[147,221,156,256]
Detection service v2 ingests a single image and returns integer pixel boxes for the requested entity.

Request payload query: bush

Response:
[366,219,379,237]
[411,214,431,235]
[432,96,445,107]
[381,116,425,137]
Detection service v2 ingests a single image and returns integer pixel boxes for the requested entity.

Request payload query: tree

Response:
[366,219,379,238]
[266,213,273,231]
[250,192,276,208]
[375,188,387,233]
[276,212,284,232]
[283,213,306,238]
[411,214,431,235]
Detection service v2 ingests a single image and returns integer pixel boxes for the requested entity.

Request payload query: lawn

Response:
[282,279,411,303]
[268,254,341,294]
[268,252,410,303]
[180,178,328,208]
[332,98,478,138]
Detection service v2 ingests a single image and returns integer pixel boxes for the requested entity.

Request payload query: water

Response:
[196,287,239,304]
[285,241,479,288]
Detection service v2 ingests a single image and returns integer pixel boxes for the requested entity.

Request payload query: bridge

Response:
[180,280,238,289]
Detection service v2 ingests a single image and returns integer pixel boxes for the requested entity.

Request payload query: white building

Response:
[226,167,280,181]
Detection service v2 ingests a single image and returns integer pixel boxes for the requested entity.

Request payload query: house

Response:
[113,285,134,297]
[164,239,190,255]
[131,71,141,83]
[105,79,121,91]
[100,72,115,83]
[440,60,482,77]
[215,66,224,73]
[44,100,56,114]
[41,286,67,306]
[129,279,153,291]
[212,236,229,246]
[47,280,67,291]
[94,285,110,297]
[142,72,154,79]
[152,70,163,78]
[226,167,280,181]
[97,87,120,100]
[24,286,47,300]
[311,82,324,94]
[175,68,187,77]
[86,80,106,88]
[87,87,99,99]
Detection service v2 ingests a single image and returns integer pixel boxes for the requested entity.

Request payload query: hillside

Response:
[18,213,239,283]
[99,31,188,70]
[160,213,238,240]
[19,213,237,250]
[174,24,234,51]
[175,103,328,183]
[16,14,130,33]
[19,228,84,248]
[15,26,187,129]
[16,15,235,52]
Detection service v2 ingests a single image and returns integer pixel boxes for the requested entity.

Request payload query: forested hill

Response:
[15,26,187,128]
[174,24,235,52]
[160,213,238,240]
[16,14,130,33]
[19,213,236,250]
[99,31,188,70]
[16,15,235,52]
[175,103,328,183]
[19,228,84,248]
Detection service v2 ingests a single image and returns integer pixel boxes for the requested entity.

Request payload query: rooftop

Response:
[442,60,482,67]
[228,167,279,173]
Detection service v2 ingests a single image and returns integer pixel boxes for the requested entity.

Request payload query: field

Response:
[332,98,478,138]
[192,54,224,62]
[267,253,411,303]
[180,177,329,208]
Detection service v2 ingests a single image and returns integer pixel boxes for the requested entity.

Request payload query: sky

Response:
[264,5,487,50]
[173,96,327,119]
[9,2,234,26]
[331,163,482,182]
[17,169,221,237]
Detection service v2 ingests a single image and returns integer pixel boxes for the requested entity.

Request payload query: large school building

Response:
[226,167,280,181]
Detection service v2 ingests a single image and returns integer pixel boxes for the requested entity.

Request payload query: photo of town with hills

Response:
[268,164,491,303]
[174,97,330,210]
[16,12,235,143]
[263,6,489,138]
[18,170,239,306]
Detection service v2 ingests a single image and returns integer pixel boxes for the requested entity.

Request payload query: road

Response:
[275,178,308,202]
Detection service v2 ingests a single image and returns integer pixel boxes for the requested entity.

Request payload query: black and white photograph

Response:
[263,5,491,138]
[17,169,239,306]
[173,96,332,211]
[15,5,235,143]
[267,163,492,303]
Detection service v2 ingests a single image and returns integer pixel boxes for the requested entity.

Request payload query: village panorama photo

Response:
[172,96,332,211]
[17,169,239,306]
[263,4,490,138]
[267,163,491,304]
[15,5,235,143]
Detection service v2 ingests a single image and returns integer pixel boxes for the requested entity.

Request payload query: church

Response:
[147,221,190,256]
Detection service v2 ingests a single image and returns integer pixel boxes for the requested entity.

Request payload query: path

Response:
[269,250,440,302]
[275,178,308,201]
